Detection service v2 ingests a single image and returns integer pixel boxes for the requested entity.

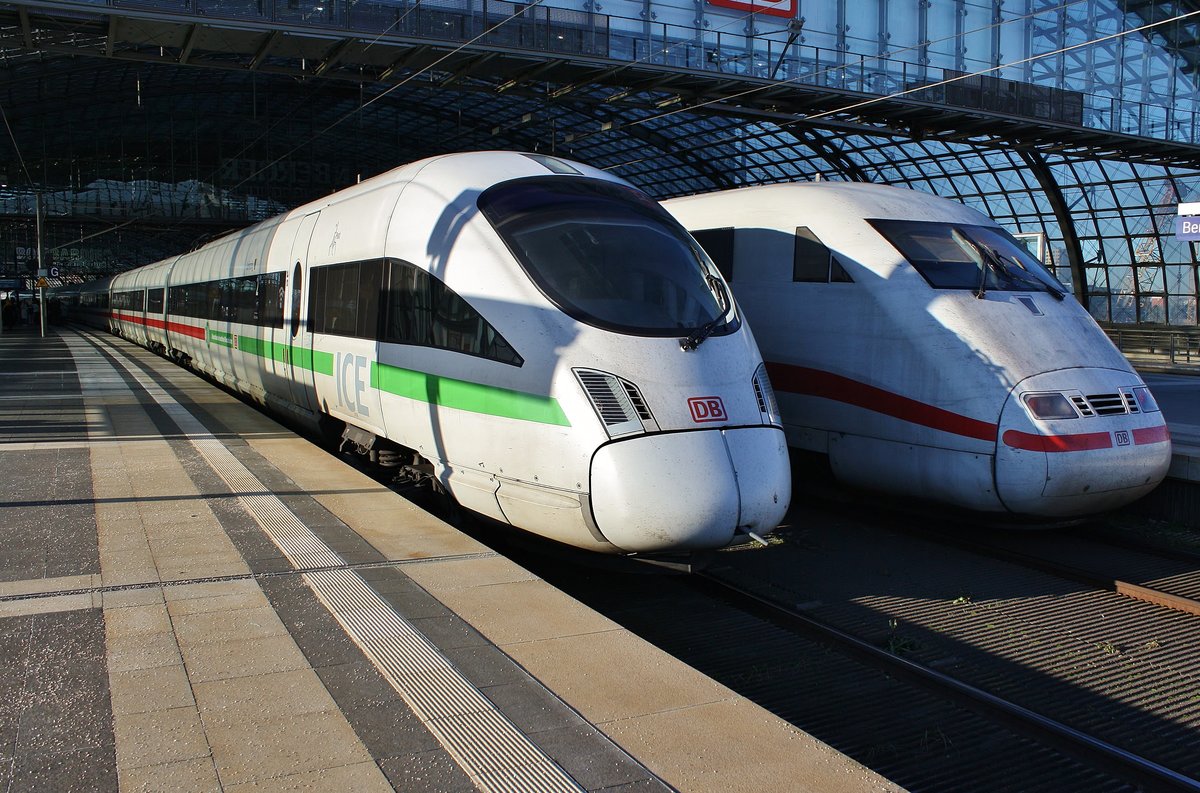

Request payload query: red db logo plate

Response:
[688,396,727,423]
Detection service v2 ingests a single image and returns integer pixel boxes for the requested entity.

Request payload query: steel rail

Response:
[693,570,1200,793]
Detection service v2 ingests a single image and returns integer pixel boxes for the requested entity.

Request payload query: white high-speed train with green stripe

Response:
[73,151,791,555]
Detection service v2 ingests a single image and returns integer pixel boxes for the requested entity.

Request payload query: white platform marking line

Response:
[84,333,583,793]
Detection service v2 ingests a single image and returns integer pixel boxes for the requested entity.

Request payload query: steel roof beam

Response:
[314,37,355,78]
[248,29,280,71]
[178,22,199,64]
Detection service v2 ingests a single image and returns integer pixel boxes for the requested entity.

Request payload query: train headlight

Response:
[1132,386,1161,413]
[1023,392,1078,420]
[753,363,781,426]
[574,369,658,437]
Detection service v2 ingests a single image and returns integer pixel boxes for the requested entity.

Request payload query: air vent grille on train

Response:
[1075,391,1139,416]
[1069,395,1095,417]
[574,369,656,436]
[622,381,654,421]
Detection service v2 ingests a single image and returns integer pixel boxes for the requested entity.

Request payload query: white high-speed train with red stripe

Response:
[665,182,1171,521]
[68,151,790,554]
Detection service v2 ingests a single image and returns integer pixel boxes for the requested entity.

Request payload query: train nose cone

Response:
[996,369,1172,517]
[588,427,791,553]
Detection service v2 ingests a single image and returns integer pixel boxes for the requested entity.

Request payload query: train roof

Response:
[664,181,992,229]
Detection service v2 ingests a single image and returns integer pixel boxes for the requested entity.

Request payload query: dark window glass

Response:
[147,288,164,313]
[112,289,144,311]
[291,264,302,338]
[793,227,832,282]
[167,272,289,327]
[381,259,523,365]
[870,219,1068,295]
[831,258,853,283]
[691,228,735,281]
[310,261,380,337]
[256,271,285,329]
[479,176,737,337]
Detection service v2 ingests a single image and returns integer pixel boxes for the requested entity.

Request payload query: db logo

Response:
[1115,430,1131,447]
[688,396,727,423]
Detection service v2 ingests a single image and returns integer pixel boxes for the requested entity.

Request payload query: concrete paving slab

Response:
[109,664,197,715]
[204,710,375,786]
[179,634,313,684]
[118,756,222,793]
[113,706,211,770]
[504,629,729,724]
[221,761,392,793]
[604,698,905,793]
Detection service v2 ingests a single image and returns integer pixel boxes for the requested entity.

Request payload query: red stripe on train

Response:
[1133,424,1170,445]
[764,361,998,442]
[111,311,204,339]
[1001,430,1113,453]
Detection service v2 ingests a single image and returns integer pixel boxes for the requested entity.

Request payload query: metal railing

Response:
[1104,325,1200,369]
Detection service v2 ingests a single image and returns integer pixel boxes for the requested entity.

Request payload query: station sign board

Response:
[707,0,796,18]
[1177,201,1200,241]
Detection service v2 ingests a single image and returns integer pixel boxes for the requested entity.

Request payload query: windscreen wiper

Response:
[681,316,724,351]
[966,238,996,300]
[680,274,734,351]
[990,247,1067,301]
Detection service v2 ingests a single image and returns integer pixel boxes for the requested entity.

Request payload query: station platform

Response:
[0,325,897,793]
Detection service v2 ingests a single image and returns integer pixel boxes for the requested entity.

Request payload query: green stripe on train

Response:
[371,362,570,426]
[234,335,334,375]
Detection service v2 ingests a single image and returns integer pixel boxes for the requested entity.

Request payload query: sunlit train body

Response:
[75,152,790,554]
[665,182,1171,520]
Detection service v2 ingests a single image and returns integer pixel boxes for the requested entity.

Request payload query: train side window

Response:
[309,260,383,340]
[381,259,523,366]
[147,288,164,313]
[793,227,853,283]
[690,228,735,282]
[356,260,384,339]
[257,271,285,329]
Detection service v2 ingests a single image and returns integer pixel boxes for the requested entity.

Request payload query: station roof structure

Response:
[2,0,1200,325]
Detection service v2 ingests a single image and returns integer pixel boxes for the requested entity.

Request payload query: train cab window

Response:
[147,288,164,314]
[381,260,523,366]
[479,176,738,339]
[793,227,853,283]
[690,228,735,282]
[870,219,1067,296]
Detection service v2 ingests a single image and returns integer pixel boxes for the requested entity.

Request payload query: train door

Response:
[283,212,320,413]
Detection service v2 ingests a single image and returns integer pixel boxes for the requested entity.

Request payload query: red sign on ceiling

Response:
[707,0,796,18]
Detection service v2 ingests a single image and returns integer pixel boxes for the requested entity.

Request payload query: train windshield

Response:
[479,177,737,337]
[871,220,1068,296]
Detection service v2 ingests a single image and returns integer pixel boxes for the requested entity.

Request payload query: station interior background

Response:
[2,0,1199,329]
